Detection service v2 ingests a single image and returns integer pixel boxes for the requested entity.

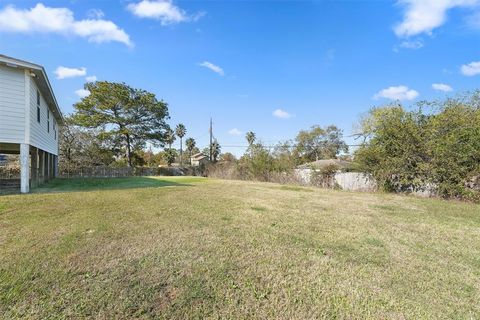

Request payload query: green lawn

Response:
[1,177,479,319]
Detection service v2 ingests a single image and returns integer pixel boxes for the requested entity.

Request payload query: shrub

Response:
[354,92,480,201]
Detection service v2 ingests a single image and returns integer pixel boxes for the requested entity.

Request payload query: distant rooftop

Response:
[191,153,208,160]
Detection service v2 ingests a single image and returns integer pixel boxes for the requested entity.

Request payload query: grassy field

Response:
[1,177,479,319]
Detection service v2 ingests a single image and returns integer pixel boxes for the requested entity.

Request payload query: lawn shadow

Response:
[30,176,203,194]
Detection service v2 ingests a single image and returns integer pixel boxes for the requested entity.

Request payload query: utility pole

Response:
[209,118,213,161]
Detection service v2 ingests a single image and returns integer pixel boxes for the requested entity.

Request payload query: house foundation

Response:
[0,142,58,194]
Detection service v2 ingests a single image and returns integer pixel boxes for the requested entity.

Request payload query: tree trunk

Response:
[180,138,183,166]
[125,134,133,167]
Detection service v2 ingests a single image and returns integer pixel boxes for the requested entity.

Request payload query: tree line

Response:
[60,81,480,201]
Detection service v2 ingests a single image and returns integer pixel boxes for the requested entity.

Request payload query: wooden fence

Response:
[0,166,20,180]
[59,166,192,178]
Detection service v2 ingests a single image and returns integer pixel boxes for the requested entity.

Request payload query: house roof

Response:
[0,54,64,124]
[191,153,208,160]
[297,159,352,170]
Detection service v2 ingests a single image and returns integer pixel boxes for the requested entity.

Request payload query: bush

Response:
[354,92,480,201]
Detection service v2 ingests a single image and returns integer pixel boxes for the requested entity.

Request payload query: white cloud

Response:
[85,75,97,82]
[399,39,424,49]
[198,61,224,76]
[0,3,132,47]
[394,0,478,37]
[373,85,419,101]
[127,0,203,25]
[228,128,242,136]
[54,66,86,79]
[432,83,453,92]
[273,109,292,119]
[87,9,104,19]
[75,88,90,98]
[461,61,480,76]
[466,10,480,28]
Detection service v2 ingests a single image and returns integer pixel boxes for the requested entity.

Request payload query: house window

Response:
[47,110,50,133]
[36,90,41,123]
[53,120,56,140]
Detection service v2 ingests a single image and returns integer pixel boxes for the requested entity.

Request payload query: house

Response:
[190,153,209,167]
[0,55,64,193]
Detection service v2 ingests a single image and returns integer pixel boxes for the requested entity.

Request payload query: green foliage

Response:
[185,138,196,153]
[211,140,221,162]
[294,125,348,163]
[72,81,170,167]
[238,142,276,181]
[165,128,176,149]
[426,95,480,200]
[355,105,430,192]
[272,141,298,171]
[246,131,256,146]
[355,92,480,201]
[175,124,187,166]
[163,149,177,166]
[201,147,211,158]
[185,137,196,165]
[175,124,186,139]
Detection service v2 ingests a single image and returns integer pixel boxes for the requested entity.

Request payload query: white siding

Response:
[0,65,25,144]
[29,78,58,155]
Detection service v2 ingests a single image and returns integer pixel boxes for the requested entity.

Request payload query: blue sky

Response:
[1,0,479,155]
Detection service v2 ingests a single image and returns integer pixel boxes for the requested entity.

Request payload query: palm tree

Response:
[175,124,186,166]
[185,137,196,165]
[211,139,221,162]
[165,128,176,149]
[246,131,256,146]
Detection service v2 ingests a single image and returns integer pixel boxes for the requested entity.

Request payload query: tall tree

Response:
[165,128,176,149]
[221,152,236,162]
[59,116,115,171]
[246,131,256,146]
[211,139,221,162]
[185,137,196,164]
[273,140,298,171]
[162,149,177,167]
[294,125,348,163]
[175,124,186,166]
[238,142,275,181]
[72,81,170,167]
[354,105,428,192]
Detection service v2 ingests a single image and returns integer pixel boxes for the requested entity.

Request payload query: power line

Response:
[218,144,364,149]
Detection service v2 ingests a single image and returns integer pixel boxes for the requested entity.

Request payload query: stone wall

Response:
[294,169,376,192]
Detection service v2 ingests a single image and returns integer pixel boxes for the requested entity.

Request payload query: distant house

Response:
[190,153,209,167]
[0,55,64,193]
